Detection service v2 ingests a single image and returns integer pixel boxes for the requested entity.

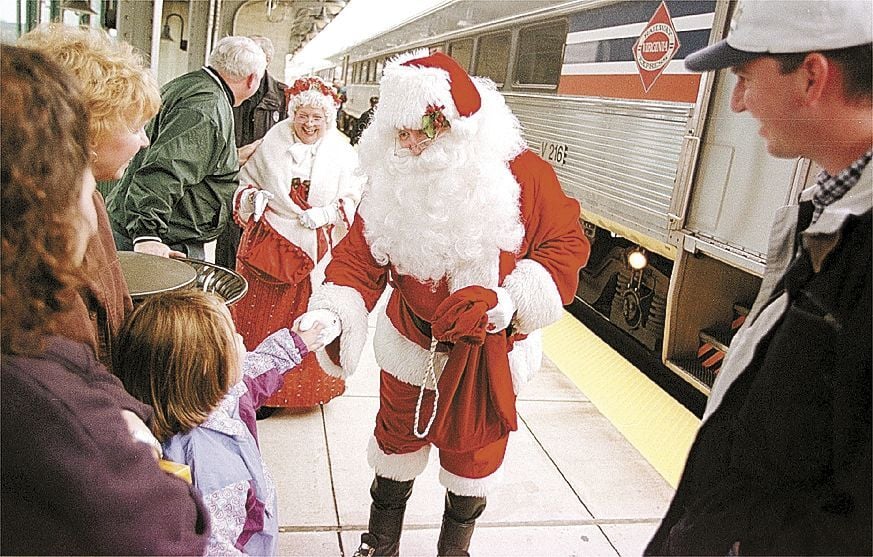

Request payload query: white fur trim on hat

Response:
[377,49,453,131]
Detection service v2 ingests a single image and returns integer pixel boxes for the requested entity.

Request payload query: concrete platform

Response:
[258,309,679,556]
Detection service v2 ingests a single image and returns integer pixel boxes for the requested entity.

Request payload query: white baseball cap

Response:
[685,0,873,72]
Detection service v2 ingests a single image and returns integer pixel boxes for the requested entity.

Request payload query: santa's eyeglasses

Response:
[393,129,437,158]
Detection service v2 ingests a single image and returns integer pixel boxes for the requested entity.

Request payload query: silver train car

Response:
[325,0,816,398]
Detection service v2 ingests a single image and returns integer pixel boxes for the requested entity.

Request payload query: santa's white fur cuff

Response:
[440,465,504,497]
[502,259,564,334]
[367,436,430,481]
[309,283,369,379]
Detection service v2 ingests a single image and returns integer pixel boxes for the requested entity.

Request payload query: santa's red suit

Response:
[314,149,587,491]
[307,50,590,556]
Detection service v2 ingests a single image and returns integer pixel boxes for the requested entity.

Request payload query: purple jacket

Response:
[1,336,210,555]
[163,328,307,556]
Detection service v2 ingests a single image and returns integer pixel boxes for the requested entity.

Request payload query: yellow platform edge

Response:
[542,311,700,488]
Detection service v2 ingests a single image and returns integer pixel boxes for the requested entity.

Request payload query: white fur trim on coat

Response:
[373,307,448,387]
[235,125,363,269]
[309,283,369,379]
[367,435,430,481]
[373,294,541,392]
[439,465,505,497]
[507,330,543,393]
[502,259,564,334]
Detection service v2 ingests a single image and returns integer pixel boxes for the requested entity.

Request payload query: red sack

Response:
[425,286,518,452]
[237,218,314,285]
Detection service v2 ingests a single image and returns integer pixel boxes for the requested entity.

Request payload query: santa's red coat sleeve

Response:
[502,150,589,334]
[306,217,388,376]
[309,149,589,378]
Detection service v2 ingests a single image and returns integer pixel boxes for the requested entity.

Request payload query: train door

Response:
[662,53,814,392]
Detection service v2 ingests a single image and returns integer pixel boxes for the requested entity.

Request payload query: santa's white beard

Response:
[359,132,524,289]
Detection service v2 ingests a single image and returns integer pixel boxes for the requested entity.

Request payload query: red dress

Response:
[233,178,345,408]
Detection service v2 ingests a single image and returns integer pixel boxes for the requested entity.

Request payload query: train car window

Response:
[351,62,359,84]
[448,39,474,72]
[362,60,371,83]
[515,20,566,88]
[428,44,445,54]
[375,58,384,82]
[475,31,510,85]
[369,59,378,82]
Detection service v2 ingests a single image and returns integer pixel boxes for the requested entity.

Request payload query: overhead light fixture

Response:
[62,0,97,15]
[161,13,187,51]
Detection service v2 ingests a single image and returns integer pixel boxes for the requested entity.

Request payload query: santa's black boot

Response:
[353,476,415,557]
[437,491,487,556]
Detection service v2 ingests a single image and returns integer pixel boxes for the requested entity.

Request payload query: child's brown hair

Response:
[115,290,240,441]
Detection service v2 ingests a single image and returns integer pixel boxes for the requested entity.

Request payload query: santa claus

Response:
[298,51,590,556]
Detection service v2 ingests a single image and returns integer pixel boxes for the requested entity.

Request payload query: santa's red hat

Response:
[377,50,483,132]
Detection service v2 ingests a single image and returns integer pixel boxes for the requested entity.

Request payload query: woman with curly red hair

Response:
[1,45,209,555]
[232,76,364,414]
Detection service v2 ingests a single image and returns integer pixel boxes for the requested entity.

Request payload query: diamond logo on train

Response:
[633,1,681,92]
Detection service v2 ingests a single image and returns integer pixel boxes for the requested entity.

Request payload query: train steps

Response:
[674,304,750,391]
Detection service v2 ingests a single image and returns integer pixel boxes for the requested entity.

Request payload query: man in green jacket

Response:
[107,36,266,259]
[216,35,287,270]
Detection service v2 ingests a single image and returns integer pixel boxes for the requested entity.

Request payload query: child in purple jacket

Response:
[116,290,323,555]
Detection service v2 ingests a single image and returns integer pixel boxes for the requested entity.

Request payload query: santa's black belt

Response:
[407,306,514,352]
[408,310,453,353]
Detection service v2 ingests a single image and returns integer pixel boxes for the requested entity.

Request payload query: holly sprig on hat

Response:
[287,77,341,105]
[421,104,450,139]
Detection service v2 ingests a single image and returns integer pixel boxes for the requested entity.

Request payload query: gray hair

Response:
[208,36,267,81]
[249,35,275,65]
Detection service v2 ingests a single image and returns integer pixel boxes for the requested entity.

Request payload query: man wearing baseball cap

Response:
[647,1,871,555]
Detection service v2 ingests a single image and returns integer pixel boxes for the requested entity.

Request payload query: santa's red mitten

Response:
[431,286,497,345]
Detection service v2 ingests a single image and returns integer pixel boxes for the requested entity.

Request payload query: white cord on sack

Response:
[413,337,440,439]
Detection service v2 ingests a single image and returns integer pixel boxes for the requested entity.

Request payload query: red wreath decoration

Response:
[285,76,342,105]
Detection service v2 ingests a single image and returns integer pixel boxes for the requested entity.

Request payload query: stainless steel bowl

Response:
[179,258,248,306]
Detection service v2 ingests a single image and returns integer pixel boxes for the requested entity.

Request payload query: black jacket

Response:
[647,170,872,556]
[349,107,375,145]
[233,72,287,147]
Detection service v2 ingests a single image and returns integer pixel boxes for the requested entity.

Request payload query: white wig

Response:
[286,76,341,128]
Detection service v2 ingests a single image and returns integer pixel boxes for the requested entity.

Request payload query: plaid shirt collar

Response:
[811,149,873,224]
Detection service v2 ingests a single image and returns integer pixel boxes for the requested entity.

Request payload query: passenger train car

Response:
[328,0,816,399]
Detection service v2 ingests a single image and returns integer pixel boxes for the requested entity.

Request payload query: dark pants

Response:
[215,197,241,269]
